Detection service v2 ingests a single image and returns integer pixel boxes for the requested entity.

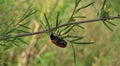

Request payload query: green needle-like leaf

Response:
[17,9,37,26]
[70,44,76,64]
[56,11,60,27]
[18,21,31,29]
[19,24,31,29]
[75,1,94,13]
[4,18,15,34]
[72,16,86,18]
[75,0,82,7]
[103,21,113,31]
[5,29,16,34]
[17,38,28,45]
[70,41,94,44]
[70,37,83,41]
[15,29,29,33]
[76,24,85,29]
[102,0,107,10]
[61,25,74,35]
[62,35,84,41]
[61,25,71,33]
[106,21,117,26]
[65,35,83,38]
[44,14,51,32]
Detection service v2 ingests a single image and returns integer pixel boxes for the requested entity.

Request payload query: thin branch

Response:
[14,16,120,38]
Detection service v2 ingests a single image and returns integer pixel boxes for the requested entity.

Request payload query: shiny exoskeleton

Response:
[50,34,67,48]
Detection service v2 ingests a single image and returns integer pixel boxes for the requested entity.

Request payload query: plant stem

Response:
[14,16,120,38]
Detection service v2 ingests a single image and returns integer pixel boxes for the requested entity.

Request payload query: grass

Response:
[0,0,120,66]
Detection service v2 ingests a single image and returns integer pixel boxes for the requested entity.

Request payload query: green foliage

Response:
[0,4,36,46]
[0,0,120,66]
[98,0,117,31]
[42,0,94,64]
[75,1,94,14]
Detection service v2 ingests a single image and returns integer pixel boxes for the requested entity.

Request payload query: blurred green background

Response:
[0,0,120,66]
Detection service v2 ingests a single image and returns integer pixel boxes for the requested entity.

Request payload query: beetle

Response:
[50,33,67,48]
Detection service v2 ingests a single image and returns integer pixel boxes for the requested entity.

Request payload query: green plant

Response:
[0,0,120,65]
